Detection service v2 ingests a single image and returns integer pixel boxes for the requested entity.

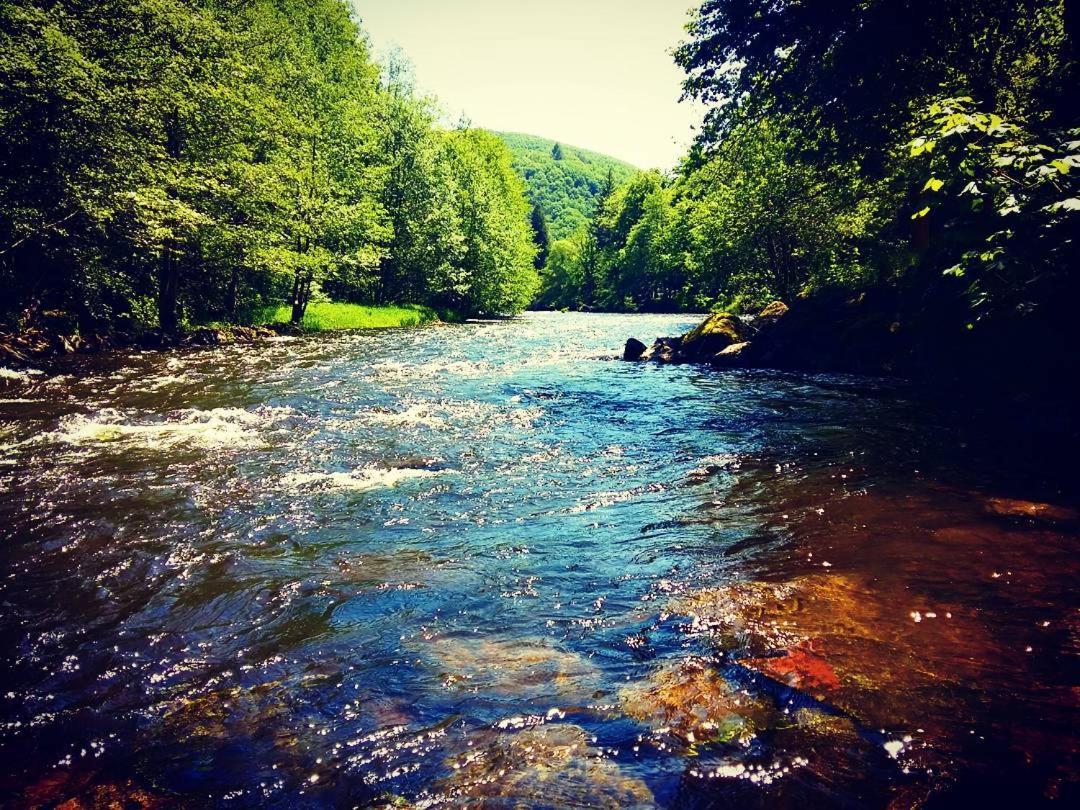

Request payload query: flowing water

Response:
[0,312,1077,808]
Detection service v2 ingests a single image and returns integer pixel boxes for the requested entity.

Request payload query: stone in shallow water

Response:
[708,340,751,366]
[424,636,601,700]
[435,723,655,809]
[55,781,165,810]
[619,657,764,746]
[743,640,842,699]
[18,769,165,810]
[983,496,1079,524]
[664,570,1005,735]
[160,680,290,741]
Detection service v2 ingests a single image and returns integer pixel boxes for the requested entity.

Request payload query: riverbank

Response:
[625,285,1080,396]
[260,302,444,332]
[624,288,1080,458]
[0,302,447,371]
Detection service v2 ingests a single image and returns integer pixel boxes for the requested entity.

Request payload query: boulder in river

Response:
[757,300,789,328]
[623,337,647,360]
[709,340,750,367]
[680,312,749,360]
[187,326,228,346]
[641,335,682,363]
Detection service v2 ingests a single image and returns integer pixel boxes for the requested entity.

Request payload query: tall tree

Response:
[529,204,550,269]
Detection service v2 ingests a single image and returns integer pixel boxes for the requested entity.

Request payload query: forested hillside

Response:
[0,0,539,336]
[538,0,1079,322]
[494,132,638,241]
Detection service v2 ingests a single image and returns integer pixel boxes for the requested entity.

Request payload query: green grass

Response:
[261,302,442,332]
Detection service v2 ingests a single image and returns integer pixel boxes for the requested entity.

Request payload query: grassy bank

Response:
[260,303,442,332]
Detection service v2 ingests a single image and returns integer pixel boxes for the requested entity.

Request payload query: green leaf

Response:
[911,206,930,220]
[922,178,945,193]
[1050,159,1070,175]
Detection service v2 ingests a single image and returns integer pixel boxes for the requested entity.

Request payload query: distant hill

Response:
[493,132,639,240]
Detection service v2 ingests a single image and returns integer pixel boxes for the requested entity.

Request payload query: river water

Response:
[0,312,1077,808]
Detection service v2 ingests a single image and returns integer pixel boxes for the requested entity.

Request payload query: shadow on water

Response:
[0,312,1077,807]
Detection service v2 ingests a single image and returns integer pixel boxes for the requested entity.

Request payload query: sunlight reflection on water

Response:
[0,312,1077,808]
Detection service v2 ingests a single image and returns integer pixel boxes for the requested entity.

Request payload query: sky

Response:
[350,0,704,170]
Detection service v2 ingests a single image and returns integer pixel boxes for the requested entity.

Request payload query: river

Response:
[0,312,1077,808]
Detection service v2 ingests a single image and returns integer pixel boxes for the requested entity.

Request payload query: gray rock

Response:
[623,337,648,361]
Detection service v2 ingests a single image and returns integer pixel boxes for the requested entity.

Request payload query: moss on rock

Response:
[681,312,748,358]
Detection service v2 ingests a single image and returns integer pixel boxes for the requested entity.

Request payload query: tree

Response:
[675,0,1075,159]
[551,142,564,161]
[530,204,550,269]
[440,129,538,316]
[0,0,542,333]
[536,235,585,310]
[495,133,637,239]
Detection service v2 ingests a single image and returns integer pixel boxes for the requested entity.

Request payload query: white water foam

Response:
[281,466,444,492]
[38,406,289,451]
[0,367,45,383]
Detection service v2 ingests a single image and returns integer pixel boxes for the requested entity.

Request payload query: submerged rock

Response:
[436,723,655,808]
[743,640,842,698]
[160,681,290,741]
[424,636,600,699]
[619,657,763,746]
[664,566,1008,737]
[983,497,1079,525]
[18,773,166,810]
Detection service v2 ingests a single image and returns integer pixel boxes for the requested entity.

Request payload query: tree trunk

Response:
[225,263,239,321]
[290,269,304,325]
[159,109,182,336]
[291,273,313,324]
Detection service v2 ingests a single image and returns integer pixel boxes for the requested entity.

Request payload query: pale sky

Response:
[350,0,704,170]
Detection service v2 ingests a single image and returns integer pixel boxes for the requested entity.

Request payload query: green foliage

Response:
[540,0,1077,321]
[536,235,586,310]
[437,129,540,316]
[663,0,1079,323]
[535,123,885,312]
[494,132,637,240]
[675,0,1074,158]
[906,97,1079,316]
[0,1,539,334]
[529,204,550,269]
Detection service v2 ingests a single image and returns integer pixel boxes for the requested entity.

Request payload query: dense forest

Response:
[495,133,638,241]
[0,0,539,335]
[538,0,1079,325]
[2,0,1076,342]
